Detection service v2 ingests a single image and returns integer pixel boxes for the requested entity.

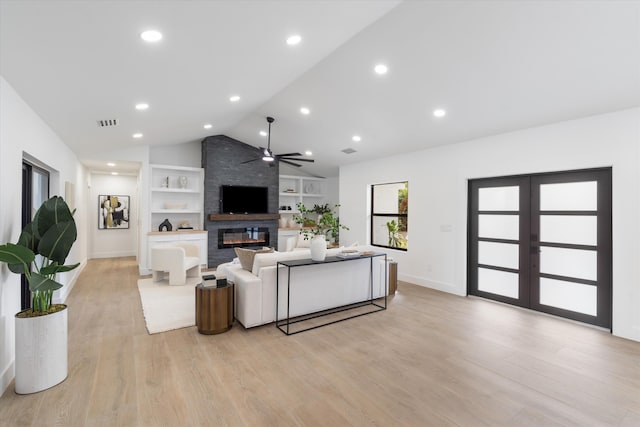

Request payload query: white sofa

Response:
[217,247,387,328]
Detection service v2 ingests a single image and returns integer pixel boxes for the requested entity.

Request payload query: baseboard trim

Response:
[90,251,136,259]
[398,273,465,296]
[0,360,15,397]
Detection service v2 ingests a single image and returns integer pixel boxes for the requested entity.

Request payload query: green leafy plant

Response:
[386,219,408,249]
[293,202,349,243]
[0,196,79,315]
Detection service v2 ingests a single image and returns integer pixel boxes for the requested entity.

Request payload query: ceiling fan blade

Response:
[275,152,302,157]
[241,158,260,164]
[279,157,315,163]
[279,159,303,167]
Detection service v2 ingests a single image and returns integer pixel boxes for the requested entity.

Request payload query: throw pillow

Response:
[296,234,312,248]
[234,247,274,271]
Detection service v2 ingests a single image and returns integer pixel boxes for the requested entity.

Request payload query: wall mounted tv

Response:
[220,185,269,214]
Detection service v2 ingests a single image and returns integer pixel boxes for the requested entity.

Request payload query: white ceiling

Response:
[1,1,638,177]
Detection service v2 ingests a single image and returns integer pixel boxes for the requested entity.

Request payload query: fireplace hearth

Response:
[218,227,270,249]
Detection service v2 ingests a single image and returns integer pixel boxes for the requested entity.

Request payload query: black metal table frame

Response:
[276,253,387,335]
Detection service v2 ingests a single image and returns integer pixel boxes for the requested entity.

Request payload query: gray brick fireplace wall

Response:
[201,135,279,267]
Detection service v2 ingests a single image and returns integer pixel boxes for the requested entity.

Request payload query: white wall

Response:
[89,173,138,258]
[150,141,200,168]
[340,108,640,342]
[0,77,88,394]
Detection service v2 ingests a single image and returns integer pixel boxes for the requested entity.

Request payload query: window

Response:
[371,181,408,250]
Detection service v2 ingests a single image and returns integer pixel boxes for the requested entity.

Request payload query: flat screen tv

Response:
[221,185,268,214]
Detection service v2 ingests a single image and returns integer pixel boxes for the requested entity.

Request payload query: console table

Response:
[276,253,387,335]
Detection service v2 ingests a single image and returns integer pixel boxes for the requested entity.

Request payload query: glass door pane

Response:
[539,247,597,281]
[540,181,597,211]
[478,268,519,299]
[540,215,597,245]
[539,278,597,316]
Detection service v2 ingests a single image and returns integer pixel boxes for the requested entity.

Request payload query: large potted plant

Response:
[293,203,348,261]
[0,196,79,394]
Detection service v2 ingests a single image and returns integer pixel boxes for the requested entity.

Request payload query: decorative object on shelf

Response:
[178,220,193,230]
[178,176,188,189]
[0,196,79,394]
[99,195,130,229]
[279,217,288,228]
[161,176,169,188]
[287,218,297,228]
[284,188,296,193]
[304,183,316,194]
[159,218,173,231]
[337,249,360,258]
[292,202,348,246]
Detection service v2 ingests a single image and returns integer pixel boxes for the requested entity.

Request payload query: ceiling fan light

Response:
[262,156,275,162]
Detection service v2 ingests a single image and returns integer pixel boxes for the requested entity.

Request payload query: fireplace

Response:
[218,227,270,249]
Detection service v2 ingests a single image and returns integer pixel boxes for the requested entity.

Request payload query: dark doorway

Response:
[21,161,50,310]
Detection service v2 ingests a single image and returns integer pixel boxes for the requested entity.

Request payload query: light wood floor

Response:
[1,257,639,426]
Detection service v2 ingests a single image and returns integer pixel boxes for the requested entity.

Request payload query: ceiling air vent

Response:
[341,148,357,154]
[97,119,119,127]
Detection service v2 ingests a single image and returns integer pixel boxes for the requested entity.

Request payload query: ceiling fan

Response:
[242,116,314,168]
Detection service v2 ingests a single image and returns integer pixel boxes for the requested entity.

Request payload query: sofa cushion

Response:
[296,233,312,248]
[251,250,309,275]
[250,247,347,276]
[234,247,274,271]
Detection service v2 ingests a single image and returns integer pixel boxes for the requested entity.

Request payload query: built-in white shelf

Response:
[279,175,326,212]
[151,187,200,193]
[146,164,206,273]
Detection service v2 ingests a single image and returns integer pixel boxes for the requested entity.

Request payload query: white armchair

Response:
[151,243,201,286]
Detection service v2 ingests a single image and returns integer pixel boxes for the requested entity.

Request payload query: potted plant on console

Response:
[293,203,348,261]
[0,196,79,394]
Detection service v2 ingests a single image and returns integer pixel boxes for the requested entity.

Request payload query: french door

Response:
[468,168,611,329]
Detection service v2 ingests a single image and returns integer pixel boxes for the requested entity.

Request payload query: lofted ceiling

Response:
[1,1,638,177]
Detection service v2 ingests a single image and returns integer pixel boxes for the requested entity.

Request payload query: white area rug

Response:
[137,277,195,334]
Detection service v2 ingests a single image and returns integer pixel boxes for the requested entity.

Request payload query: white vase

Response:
[310,235,327,261]
[15,306,68,394]
[178,176,188,189]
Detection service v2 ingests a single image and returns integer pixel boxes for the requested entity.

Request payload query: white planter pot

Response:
[15,305,68,394]
[310,235,327,261]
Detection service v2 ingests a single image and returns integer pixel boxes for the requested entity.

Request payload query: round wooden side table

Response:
[195,281,234,335]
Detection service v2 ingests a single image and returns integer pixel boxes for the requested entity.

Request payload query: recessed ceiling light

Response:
[374,64,388,75]
[203,124,212,129]
[305,150,313,156]
[300,107,310,115]
[352,135,361,142]
[286,35,302,46]
[135,103,149,110]
[140,30,162,42]
[259,130,267,137]
[107,162,116,167]
[229,95,240,102]
[132,133,143,138]
[111,172,119,176]
[433,109,446,118]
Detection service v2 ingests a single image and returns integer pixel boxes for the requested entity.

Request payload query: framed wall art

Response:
[99,195,130,229]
